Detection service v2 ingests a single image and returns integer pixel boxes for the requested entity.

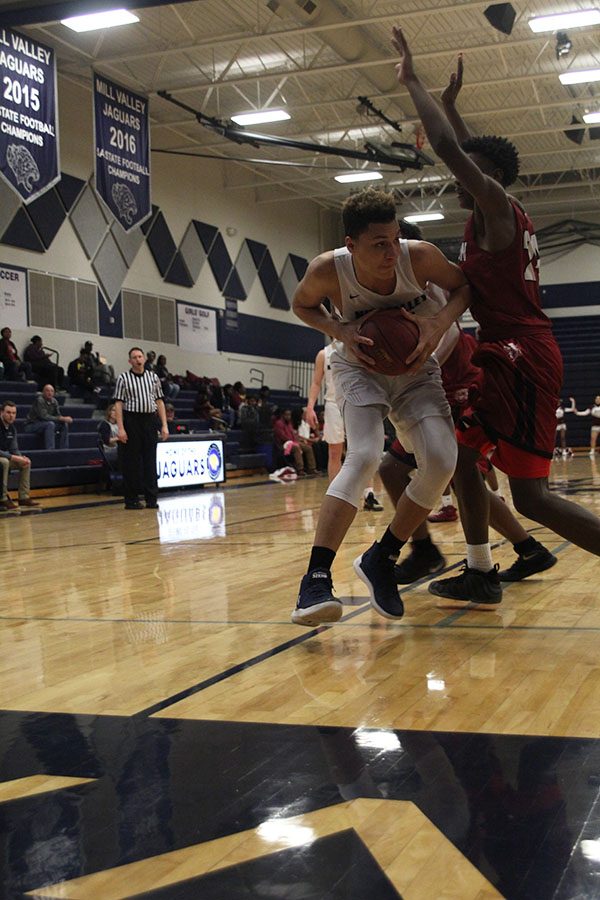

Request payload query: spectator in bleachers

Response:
[215,384,235,428]
[67,349,98,401]
[97,403,119,467]
[0,327,33,382]
[239,395,260,450]
[155,355,180,400]
[230,381,246,421]
[144,351,157,373]
[23,335,64,390]
[258,385,275,427]
[0,400,40,510]
[273,407,317,476]
[165,402,189,434]
[82,340,115,386]
[193,389,227,431]
[296,406,328,473]
[24,384,72,449]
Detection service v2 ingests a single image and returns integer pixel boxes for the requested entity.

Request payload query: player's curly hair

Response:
[342,188,397,238]
[399,220,423,241]
[461,135,520,187]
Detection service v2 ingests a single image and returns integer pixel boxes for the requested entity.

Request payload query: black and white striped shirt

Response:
[114,369,164,413]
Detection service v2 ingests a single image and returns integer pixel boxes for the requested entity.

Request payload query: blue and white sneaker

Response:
[353,542,404,620]
[291,569,343,627]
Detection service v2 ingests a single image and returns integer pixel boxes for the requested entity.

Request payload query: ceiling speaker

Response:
[589,126,600,141]
[484,3,516,34]
[565,116,585,145]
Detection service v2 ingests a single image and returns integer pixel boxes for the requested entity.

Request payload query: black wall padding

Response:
[1,208,45,252]
[55,173,86,213]
[207,232,233,292]
[25,188,67,249]
[145,210,177,277]
[165,251,194,288]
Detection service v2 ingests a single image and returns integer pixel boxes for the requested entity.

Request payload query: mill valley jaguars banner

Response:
[94,72,150,231]
[0,27,59,203]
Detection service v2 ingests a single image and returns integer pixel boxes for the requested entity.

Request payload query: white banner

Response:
[0,263,27,327]
[177,302,217,354]
[156,438,225,489]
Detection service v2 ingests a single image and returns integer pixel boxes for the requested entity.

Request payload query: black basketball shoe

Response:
[497,545,557,582]
[353,542,404,619]
[292,569,342,627]
[429,563,502,609]
[394,542,446,584]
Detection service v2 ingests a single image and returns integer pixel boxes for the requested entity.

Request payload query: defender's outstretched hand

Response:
[441,53,463,107]
[391,26,416,85]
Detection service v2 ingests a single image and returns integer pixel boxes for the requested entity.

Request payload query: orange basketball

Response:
[357,309,421,375]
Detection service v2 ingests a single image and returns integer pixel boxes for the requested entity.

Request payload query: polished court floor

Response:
[2,456,600,898]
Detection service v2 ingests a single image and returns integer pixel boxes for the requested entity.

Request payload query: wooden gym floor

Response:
[2,455,600,898]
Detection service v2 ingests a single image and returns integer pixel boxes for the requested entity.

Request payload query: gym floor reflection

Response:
[2,459,600,899]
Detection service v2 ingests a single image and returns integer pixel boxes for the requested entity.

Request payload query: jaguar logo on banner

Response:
[0,27,59,203]
[94,72,151,231]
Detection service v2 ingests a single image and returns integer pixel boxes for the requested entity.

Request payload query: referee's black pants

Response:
[119,412,158,505]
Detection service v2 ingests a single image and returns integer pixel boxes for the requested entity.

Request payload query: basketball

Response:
[357,309,421,375]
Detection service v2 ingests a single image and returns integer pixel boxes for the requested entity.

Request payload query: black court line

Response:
[134,626,333,719]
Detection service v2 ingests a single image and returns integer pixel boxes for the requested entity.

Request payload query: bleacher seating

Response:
[0,379,311,492]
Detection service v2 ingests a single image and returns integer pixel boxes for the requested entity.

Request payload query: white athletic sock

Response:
[441,494,453,507]
[364,486,374,498]
[466,543,494,573]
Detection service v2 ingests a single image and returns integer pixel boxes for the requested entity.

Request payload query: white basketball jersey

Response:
[332,242,442,364]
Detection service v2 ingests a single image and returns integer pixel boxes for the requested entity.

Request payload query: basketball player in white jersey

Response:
[305,343,384,509]
[573,394,600,457]
[291,188,471,626]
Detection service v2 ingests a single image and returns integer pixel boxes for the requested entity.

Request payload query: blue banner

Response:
[94,72,150,232]
[0,27,59,203]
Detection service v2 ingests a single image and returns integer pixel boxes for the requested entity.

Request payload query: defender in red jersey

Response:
[391,30,600,606]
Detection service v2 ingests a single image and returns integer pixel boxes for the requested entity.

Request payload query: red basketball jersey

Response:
[442,330,479,399]
[458,201,552,340]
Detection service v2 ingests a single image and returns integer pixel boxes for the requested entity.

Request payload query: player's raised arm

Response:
[440,53,473,144]
[391,26,509,219]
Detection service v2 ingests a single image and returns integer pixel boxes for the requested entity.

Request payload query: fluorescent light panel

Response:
[559,68,600,84]
[230,109,290,125]
[583,111,600,123]
[404,212,444,223]
[334,172,382,183]
[61,8,139,31]
[529,9,600,31]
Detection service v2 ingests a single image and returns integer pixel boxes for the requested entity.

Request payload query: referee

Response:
[114,347,169,509]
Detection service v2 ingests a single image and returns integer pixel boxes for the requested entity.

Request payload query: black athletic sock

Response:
[308,546,336,574]
[412,536,433,550]
[513,536,540,557]
[378,526,405,559]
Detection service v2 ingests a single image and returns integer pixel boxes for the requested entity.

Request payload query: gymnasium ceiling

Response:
[3,0,600,236]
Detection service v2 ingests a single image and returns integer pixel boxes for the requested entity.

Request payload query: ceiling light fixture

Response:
[583,111,600,123]
[559,68,600,85]
[529,9,600,32]
[334,172,383,183]
[61,8,139,32]
[556,31,573,59]
[403,212,444,223]
[230,109,290,125]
